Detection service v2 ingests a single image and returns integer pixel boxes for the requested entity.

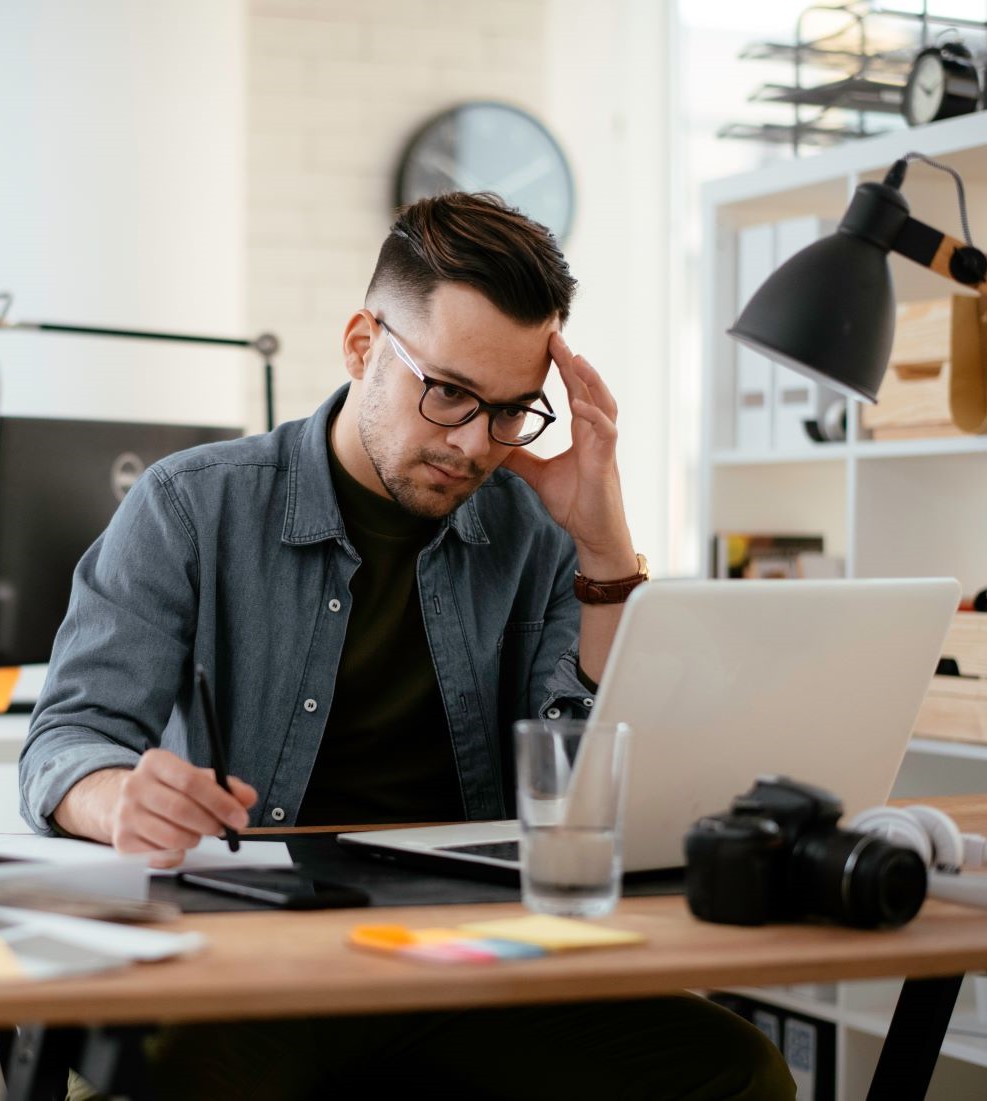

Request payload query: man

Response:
[22,193,794,1099]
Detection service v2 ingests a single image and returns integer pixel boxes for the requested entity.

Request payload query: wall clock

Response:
[901,42,981,127]
[394,101,575,243]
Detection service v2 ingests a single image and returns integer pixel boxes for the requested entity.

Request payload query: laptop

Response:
[338,577,961,880]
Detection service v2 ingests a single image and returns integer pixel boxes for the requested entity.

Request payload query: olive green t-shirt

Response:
[295,441,463,826]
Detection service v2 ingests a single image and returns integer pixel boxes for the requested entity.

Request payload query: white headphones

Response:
[849,804,987,909]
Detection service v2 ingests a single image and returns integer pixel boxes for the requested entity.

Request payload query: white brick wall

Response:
[246,0,673,571]
[247,0,551,428]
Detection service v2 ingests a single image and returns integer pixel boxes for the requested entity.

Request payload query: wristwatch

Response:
[574,554,650,605]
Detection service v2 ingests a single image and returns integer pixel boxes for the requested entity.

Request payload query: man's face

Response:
[352,283,556,519]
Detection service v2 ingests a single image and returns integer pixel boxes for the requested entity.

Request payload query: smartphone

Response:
[178,865,371,910]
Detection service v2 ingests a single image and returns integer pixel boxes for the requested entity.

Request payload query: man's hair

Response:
[366,192,577,325]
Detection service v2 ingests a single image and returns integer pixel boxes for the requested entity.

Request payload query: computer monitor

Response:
[0,416,242,666]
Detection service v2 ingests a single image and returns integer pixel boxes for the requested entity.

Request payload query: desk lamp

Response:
[728,152,987,405]
[0,296,281,714]
[729,154,987,913]
[0,293,280,431]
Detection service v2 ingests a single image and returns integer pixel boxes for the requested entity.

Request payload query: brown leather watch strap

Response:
[573,553,649,605]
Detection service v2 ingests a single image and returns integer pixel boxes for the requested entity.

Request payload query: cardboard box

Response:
[862,297,983,439]
[913,613,987,745]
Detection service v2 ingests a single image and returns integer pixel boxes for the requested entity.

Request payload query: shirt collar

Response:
[281,384,489,547]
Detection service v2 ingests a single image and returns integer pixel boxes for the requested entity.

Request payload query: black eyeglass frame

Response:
[375,318,556,446]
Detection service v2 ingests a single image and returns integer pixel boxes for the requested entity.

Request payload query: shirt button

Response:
[271,807,285,822]
[546,707,562,720]
[583,697,594,709]
[304,698,318,713]
[328,598,342,612]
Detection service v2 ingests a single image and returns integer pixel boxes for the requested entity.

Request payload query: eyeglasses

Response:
[376,319,556,447]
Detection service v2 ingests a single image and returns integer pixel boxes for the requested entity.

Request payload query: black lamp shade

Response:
[728,231,896,404]
[728,179,917,404]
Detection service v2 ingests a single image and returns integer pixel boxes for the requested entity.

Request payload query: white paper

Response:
[0,834,136,866]
[0,833,293,889]
[150,838,293,875]
[0,835,149,898]
[0,905,207,963]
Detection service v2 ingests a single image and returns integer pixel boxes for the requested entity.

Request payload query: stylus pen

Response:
[195,664,240,852]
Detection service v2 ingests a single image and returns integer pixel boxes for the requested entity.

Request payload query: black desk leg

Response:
[865,974,964,1101]
[4,1024,83,1101]
[1,1026,15,1081]
[4,1023,154,1101]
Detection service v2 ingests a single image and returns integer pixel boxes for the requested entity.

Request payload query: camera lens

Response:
[793,829,927,928]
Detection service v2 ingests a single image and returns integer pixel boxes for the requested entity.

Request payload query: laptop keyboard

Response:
[439,841,520,864]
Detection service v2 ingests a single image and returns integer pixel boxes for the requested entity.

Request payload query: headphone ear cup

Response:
[904,805,965,871]
[848,807,934,867]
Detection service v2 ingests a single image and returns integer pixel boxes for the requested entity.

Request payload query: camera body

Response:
[684,775,927,928]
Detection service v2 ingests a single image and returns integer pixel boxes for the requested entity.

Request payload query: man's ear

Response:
[342,310,376,380]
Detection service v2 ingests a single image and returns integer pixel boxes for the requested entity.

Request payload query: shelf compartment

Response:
[853,451,987,593]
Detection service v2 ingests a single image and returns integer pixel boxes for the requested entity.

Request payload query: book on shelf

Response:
[710,533,843,580]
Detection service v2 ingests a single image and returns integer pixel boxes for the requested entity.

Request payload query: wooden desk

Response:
[0,892,985,1029]
[2,796,986,1099]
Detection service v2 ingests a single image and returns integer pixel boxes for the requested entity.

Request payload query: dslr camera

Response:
[684,775,927,928]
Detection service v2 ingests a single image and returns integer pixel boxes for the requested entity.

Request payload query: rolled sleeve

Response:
[18,729,139,836]
[541,643,595,721]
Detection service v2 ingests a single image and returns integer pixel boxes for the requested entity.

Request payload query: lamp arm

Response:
[0,312,279,431]
[2,319,280,355]
[891,217,987,292]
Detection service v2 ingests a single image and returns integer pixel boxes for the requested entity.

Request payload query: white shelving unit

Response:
[702,110,987,588]
[701,112,987,1099]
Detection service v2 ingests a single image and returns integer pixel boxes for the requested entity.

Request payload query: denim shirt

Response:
[20,387,592,835]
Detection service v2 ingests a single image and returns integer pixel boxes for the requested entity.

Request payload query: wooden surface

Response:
[912,616,987,744]
[2,895,987,1028]
[0,795,986,1029]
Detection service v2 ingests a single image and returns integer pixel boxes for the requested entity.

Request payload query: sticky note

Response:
[401,942,501,964]
[0,668,19,714]
[349,925,465,951]
[348,924,547,964]
[457,914,646,950]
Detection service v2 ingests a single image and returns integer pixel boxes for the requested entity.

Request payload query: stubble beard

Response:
[357,390,487,520]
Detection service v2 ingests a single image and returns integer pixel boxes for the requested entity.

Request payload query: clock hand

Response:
[417,150,483,192]
[488,155,555,198]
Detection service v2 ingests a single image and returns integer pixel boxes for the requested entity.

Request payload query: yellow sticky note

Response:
[458,914,645,950]
[0,938,25,980]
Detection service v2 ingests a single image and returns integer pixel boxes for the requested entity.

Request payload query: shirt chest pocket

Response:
[497,620,546,717]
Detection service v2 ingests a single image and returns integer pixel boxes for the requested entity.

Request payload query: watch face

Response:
[396,102,575,242]
[904,52,945,125]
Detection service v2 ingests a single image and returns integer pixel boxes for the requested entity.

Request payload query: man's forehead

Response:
[421,339,550,402]
[403,315,553,402]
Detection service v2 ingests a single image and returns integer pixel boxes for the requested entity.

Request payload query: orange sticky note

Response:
[0,668,20,714]
[349,925,467,951]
